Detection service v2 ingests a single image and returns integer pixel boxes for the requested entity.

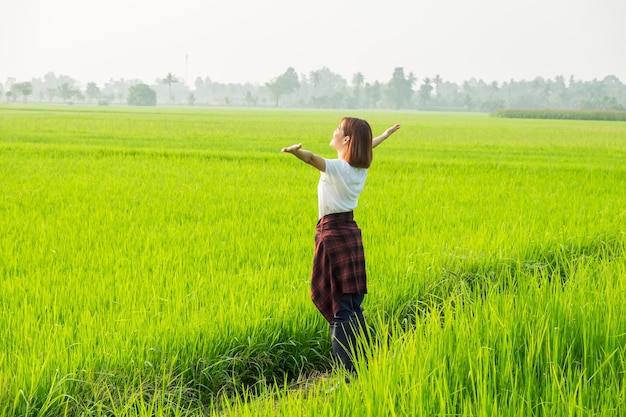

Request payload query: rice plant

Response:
[1,106,625,416]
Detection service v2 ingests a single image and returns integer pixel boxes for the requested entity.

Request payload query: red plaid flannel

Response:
[311,211,367,323]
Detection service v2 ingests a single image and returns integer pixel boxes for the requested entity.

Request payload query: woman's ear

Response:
[343,135,351,144]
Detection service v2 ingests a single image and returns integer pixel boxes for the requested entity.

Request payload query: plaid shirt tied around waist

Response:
[311,211,367,323]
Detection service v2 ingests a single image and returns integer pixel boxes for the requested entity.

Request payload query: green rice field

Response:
[1,106,625,416]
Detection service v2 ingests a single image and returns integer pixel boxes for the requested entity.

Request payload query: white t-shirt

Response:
[318,159,367,219]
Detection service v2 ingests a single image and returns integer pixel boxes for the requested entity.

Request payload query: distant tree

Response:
[580,95,624,111]
[46,88,57,102]
[194,76,205,91]
[530,76,550,107]
[103,79,130,104]
[43,72,56,87]
[11,82,33,102]
[309,70,322,105]
[461,80,476,110]
[4,78,16,101]
[351,72,364,108]
[364,81,382,108]
[162,72,178,104]
[85,82,101,103]
[305,67,347,108]
[417,77,434,106]
[127,83,156,106]
[73,89,85,103]
[352,72,364,87]
[58,82,77,103]
[433,74,442,98]
[266,67,299,107]
[551,75,569,107]
[386,67,415,109]
[244,91,257,107]
[10,83,20,101]
[407,71,417,87]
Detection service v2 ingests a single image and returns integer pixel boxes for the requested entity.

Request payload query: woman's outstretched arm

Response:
[372,124,401,149]
[281,143,326,172]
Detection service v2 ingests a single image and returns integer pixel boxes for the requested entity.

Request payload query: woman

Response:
[281,117,400,375]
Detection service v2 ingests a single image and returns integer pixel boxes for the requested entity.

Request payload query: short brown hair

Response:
[342,117,373,168]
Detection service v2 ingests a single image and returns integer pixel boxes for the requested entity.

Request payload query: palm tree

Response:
[162,73,178,104]
[57,83,75,103]
[407,72,417,88]
[417,78,433,106]
[352,73,365,108]
[433,74,442,99]
[309,70,322,105]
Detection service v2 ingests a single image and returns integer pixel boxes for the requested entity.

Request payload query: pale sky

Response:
[2,0,625,87]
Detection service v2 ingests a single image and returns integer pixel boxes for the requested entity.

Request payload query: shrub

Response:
[127,83,157,106]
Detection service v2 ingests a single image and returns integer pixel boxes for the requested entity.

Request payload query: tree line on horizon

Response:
[2,67,625,112]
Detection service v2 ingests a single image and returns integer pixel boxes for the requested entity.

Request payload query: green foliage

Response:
[85,82,101,103]
[385,67,415,109]
[127,83,157,106]
[57,82,78,103]
[265,67,300,107]
[1,107,625,416]
[9,82,33,102]
[492,108,626,121]
[161,72,179,104]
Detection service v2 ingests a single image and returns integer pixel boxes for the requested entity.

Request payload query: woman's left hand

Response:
[281,143,302,154]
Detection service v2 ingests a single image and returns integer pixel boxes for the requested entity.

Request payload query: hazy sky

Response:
[2,0,625,87]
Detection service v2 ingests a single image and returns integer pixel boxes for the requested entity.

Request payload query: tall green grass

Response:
[1,106,625,416]
[492,108,626,121]
[226,243,626,416]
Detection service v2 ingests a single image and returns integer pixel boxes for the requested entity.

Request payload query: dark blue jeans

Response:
[330,293,367,374]
[333,293,365,323]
